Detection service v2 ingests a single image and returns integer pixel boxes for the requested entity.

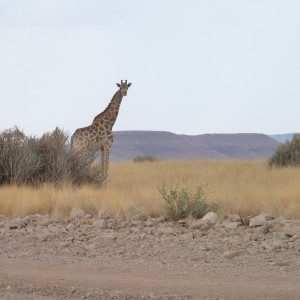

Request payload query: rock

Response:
[70,210,86,219]
[271,216,286,225]
[276,260,290,267]
[179,232,193,241]
[289,234,299,242]
[66,223,75,231]
[227,236,242,245]
[106,219,117,229]
[83,213,92,219]
[98,213,111,220]
[131,213,147,222]
[93,219,107,229]
[222,250,244,259]
[131,220,143,227]
[273,232,288,240]
[224,222,238,231]
[178,219,188,227]
[282,222,300,237]
[157,227,175,235]
[155,216,169,223]
[190,219,206,230]
[255,225,269,234]
[120,221,128,228]
[202,212,218,225]
[243,233,252,242]
[192,231,205,239]
[100,232,117,240]
[227,214,241,222]
[261,241,283,251]
[241,216,250,226]
[145,220,154,227]
[9,218,27,230]
[249,215,266,227]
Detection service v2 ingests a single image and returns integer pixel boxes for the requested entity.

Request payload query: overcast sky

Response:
[0,0,299,137]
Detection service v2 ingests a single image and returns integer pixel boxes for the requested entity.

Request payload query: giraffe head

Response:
[116,80,132,96]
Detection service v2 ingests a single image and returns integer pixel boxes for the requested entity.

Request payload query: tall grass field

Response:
[1,160,299,219]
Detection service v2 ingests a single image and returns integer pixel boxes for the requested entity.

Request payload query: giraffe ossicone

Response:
[71,80,132,183]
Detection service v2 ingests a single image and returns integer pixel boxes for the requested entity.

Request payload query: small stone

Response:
[178,219,188,227]
[255,225,269,234]
[131,213,147,222]
[227,214,241,222]
[282,223,300,237]
[241,216,250,226]
[145,220,154,227]
[273,232,288,240]
[222,250,244,259]
[271,216,286,225]
[70,210,86,219]
[131,220,143,227]
[100,232,117,240]
[157,227,175,235]
[93,219,107,229]
[9,218,27,230]
[261,240,283,252]
[154,216,168,224]
[249,215,266,227]
[120,221,128,228]
[224,222,238,231]
[202,212,218,225]
[98,213,111,220]
[276,260,290,267]
[289,234,299,242]
[179,232,193,241]
[66,223,75,231]
[83,213,92,219]
[190,219,206,230]
[106,219,116,229]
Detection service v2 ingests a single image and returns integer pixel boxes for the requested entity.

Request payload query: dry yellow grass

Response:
[0,160,300,219]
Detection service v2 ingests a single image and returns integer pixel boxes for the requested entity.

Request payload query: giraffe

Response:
[71,80,132,182]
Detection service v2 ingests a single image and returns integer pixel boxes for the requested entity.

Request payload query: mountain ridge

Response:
[108,131,281,161]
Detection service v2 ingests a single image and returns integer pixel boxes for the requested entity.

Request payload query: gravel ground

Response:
[0,212,300,299]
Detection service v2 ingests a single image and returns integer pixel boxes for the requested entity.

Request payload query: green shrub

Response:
[158,181,219,220]
[133,155,158,163]
[268,133,300,167]
[0,126,101,186]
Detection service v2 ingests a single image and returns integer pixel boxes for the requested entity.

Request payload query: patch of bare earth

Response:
[0,212,300,299]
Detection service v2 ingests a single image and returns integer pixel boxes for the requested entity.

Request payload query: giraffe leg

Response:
[102,147,110,182]
[100,147,105,178]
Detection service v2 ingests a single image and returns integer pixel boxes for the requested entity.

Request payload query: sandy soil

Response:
[0,213,300,299]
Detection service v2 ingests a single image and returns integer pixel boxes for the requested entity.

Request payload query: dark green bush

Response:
[158,181,219,220]
[133,155,158,163]
[268,133,300,167]
[0,127,102,186]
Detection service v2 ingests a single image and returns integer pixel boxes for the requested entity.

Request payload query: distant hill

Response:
[107,131,281,161]
[269,133,296,143]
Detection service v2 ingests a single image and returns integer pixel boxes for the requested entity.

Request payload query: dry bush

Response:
[269,133,300,167]
[133,155,158,163]
[0,127,101,186]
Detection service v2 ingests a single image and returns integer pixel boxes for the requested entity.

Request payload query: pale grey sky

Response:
[0,0,299,137]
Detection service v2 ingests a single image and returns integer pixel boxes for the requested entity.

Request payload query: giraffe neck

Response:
[93,90,123,128]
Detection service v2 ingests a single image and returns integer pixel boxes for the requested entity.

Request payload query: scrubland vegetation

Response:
[0,127,299,220]
[0,160,300,219]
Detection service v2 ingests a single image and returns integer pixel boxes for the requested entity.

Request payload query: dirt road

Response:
[1,260,300,300]
[1,213,300,299]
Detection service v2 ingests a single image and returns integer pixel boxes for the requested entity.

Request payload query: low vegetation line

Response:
[0,160,300,219]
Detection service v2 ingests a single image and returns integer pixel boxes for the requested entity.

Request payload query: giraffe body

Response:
[71,80,132,182]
